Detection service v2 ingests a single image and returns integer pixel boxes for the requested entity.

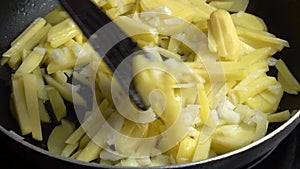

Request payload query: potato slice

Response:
[78,134,91,150]
[211,123,256,154]
[140,0,196,22]
[61,143,79,158]
[106,4,135,19]
[114,15,157,42]
[192,137,211,162]
[47,18,81,48]
[3,18,46,58]
[38,99,51,123]
[46,48,77,74]
[208,9,241,61]
[276,59,300,94]
[46,85,67,122]
[237,26,290,51]
[33,68,49,100]
[235,75,277,103]
[209,0,249,12]
[43,74,86,106]
[52,71,68,84]
[44,7,67,25]
[176,130,199,164]
[245,94,275,113]
[47,119,75,155]
[12,76,31,135]
[239,47,275,65]
[23,74,43,141]
[188,0,217,21]
[15,50,45,75]
[76,140,102,162]
[231,12,267,31]
[7,24,51,70]
[267,110,291,123]
[197,84,211,125]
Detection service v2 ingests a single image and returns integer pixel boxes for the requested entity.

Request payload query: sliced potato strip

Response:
[46,85,67,122]
[276,59,300,94]
[12,76,31,136]
[23,74,43,141]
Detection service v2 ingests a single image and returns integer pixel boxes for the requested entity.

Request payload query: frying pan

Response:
[0,0,300,169]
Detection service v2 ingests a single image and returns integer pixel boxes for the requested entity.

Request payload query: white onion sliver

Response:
[163,18,184,25]
[266,57,278,66]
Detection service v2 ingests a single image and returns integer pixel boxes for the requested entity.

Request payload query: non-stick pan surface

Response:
[0,0,300,169]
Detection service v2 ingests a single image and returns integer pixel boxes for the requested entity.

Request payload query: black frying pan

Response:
[0,0,300,169]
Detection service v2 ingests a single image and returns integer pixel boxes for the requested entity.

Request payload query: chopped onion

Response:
[268,84,282,91]
[155,6,172,15]
[171,83,197,88]
[137,157,152,166]
[164,18,184,25]
[217,100,241,124]
[72,42,88,58]
[52,48,66,63]
[218,125,241,137]
[266,57,278,66]
[211,109,220,125]
[33,47,47,56]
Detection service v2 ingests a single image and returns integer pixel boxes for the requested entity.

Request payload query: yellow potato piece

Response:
[44,7,67,25]
[237,26,290,51]
[176,130,199,164]
[46,85,67,122]
[46,48,77,74]
[211,123,256,154]
[78,134,91,150]
[192,137,211,162]
[235,75,277,103]
[140,0,196,22]
[197,84,211,125]
[76,140,102,162]
[47,119,75,155]
[209,0,249,12]
[245,94,276,113]
[208,9,240,61]
[65,126,85,145]
[38,99,51,123]
[15,50,44,75]
[23,74,43,141]
[231,12,267,31]
[52,71,68,84]
[12,76,31,136]
[61,143,79,158]
[43,74,87,106]
[3,18,46,58]
[106,4,135,19]
[33,68,49,100]
[114,16,159,44]
[276,59,300,93]
[188,0,217,21]
[7,24,51,70]
[267,110,291,123]
[47,18,81,48]
[239,47,276,65]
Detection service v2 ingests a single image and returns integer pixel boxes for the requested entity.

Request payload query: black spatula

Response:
[58,0,149,110]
